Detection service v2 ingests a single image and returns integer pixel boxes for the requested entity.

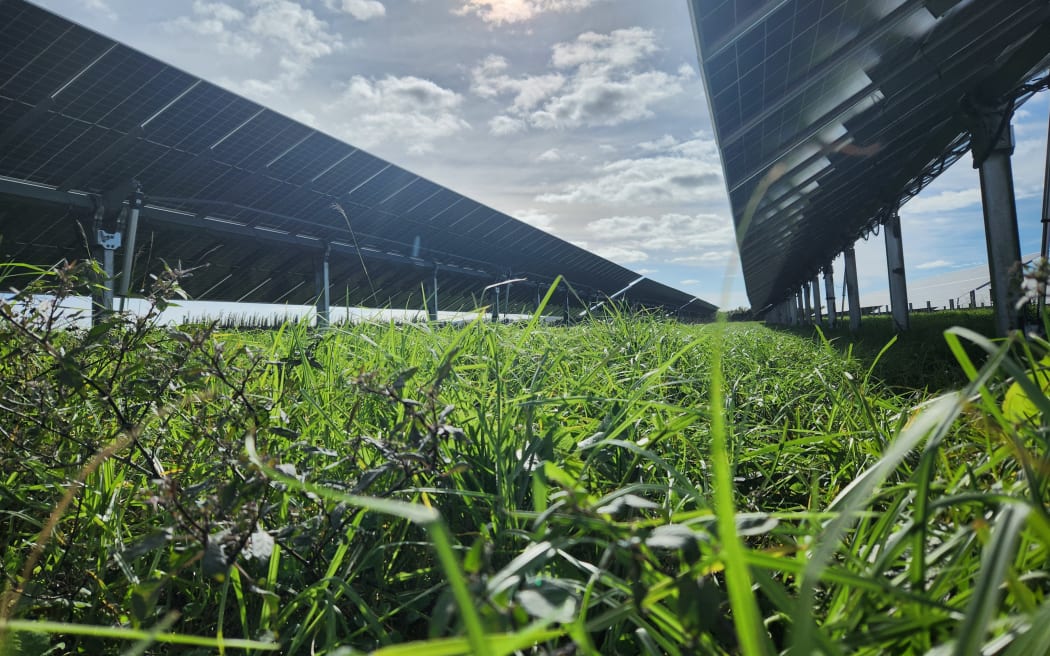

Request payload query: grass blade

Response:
[952,503,1031,656]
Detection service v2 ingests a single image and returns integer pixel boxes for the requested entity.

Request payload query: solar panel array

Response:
[690,0,1050,311]
[0,0,716,318]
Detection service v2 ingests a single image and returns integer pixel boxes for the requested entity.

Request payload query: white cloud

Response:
[537,137,723,205]
[585,213,734,253]
[591,244,649,263]
[1013,137,1049,198]
[514,208,558,231]
[326,75,470,154]
[170,0,343,95]
[536,148,562,162]
[472,56,566,112]
[454,0,599,25]
[900,188,980,216]
[79,0,116,20]
[169,1,260,57]
[550,27,657,71]
[679,279,701,285]
[915,259,952,270]
[488,115,527,135]
[324,0,386,20]
[247,0,342,61]
[669,251,736,266]
[638,134,678,152]
[473,28,691,134]
[529,69,685,130]
[551,211,735,270]
[290,108,318,126]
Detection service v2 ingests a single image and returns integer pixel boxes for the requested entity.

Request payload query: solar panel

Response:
[690,0,1050,311]
[0,0,714,316]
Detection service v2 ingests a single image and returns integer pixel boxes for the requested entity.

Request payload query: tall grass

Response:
[1,265,1049,654]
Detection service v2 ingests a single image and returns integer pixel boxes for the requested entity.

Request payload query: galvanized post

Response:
[91,202,122,325]
[492,286,500,323]
[950,299,956,310]
[970,290,977,308]
[802,283,812,324]
[315,243,331,328]
[428,268,439,322]
[844,246,861,333]
[885,210,910,332]
[823,265,836,328]
[972,101,1023,336]
[811,277,822,323]
[1040,94,1050,319]
[101,248,115,309]
[117,183,143,311]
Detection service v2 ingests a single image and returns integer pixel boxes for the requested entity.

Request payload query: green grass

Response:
[1,266,1050,654]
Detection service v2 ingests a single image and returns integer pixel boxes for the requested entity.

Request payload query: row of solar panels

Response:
[690,0,1050,311]
[0,0,716,318]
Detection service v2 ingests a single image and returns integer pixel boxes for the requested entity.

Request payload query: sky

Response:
[31,0,1050,312]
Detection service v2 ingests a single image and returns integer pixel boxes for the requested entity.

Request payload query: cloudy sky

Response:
[34,0,1050,311]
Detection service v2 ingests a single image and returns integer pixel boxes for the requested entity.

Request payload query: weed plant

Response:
[1,263,1049,654]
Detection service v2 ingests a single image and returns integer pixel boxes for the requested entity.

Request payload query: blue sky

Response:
[33,0,1050,312]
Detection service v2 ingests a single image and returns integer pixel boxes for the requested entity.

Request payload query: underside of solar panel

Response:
[0,0,715,318]
[689,0,1050,312]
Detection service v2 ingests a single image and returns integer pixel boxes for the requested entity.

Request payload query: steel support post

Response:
[117,185,143,311]
[428,269,439,322]
[492,286,500,323]
[844,246,862,333]
[315,244,331,328]
[1040,95,1050,318]
[795,291,804,325]
[972,102,1023,335]
[885,210,910,332]
[91,247,116,325]
[811,277,822,323]
[802,283,812,324]
[823,266,836,328]
[101,248,115,310]
[563,288,570,324]
[970,290,977,308]
[91,221,121,325]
